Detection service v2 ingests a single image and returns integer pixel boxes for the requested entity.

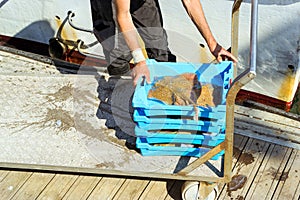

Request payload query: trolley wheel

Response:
[181,181,218,200]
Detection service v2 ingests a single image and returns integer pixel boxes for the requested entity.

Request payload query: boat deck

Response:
[0,49,299,199]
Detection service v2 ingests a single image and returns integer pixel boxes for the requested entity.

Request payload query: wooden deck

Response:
[1,134,299,200]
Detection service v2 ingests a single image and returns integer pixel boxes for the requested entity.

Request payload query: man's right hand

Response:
[131,60,151,87]
[211,43,238,63]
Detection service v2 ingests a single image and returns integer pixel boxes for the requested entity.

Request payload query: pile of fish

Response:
[148,73,221,109]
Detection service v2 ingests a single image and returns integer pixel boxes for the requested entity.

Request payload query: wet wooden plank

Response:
[0,171,32,199]
[36,174,78,199]
[273,149,300,200]
[264,147,293,200]
[233,140,272,200]
[247,145,291,199]
[63,175,101,200]
[87,177,126,200]
[10,172,54,200]
[218,138,271,199]
[139,180,175,200]
[112,179,150,200]
[294,183,300,200]
[217,134,249,197]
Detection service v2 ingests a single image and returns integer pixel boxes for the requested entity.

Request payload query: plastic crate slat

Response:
[133,112,223,126]
[138,136,224,146]
[134,105,226,118]
[135,127,225,139]
[136,122,222,133]
[136,138,224,159]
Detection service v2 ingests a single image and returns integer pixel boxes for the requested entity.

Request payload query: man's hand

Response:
[131,60,151,86]
[211,43,238,63]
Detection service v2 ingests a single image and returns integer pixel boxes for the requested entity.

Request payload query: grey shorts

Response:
[91,0,176,75]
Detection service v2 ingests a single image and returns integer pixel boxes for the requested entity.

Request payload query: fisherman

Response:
[90,0,237,86]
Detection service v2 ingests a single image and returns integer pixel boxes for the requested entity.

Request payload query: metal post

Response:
[223,0,258,182]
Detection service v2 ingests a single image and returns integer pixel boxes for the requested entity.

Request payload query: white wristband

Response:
[131,48,146,64]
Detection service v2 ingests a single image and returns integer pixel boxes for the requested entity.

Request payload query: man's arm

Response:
[115,0,150,86]
[182,0,237,63]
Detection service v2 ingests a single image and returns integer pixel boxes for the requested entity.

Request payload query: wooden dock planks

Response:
[0,135,299,200]
[247,145,291,199]
[10,172,54,200]
[273,149,300,200]
[139,180,175,200]
[37,174,79,200]
[112,179,150,200]
[0,171,32,199]
[87,177,125,199]
[62,175,101,200]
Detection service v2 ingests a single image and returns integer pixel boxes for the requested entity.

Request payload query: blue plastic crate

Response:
[132,59,233,158]
[136,137,224,160]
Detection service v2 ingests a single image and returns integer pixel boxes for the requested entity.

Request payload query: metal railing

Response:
[222,0,258,181]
